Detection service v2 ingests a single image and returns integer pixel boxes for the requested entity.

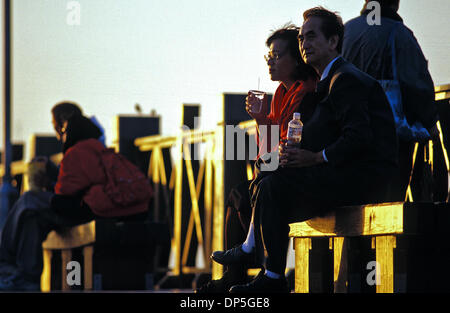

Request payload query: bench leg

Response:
[41,249,52,292]
[333,237,348,293]
[294,238,311,293]
[61,249,72,291]
[83,246,94,290]
[375,235,396,293]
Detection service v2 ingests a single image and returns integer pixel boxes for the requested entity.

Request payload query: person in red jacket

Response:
[53,112,149,218]
[0,102,149,291]
[49,107,106,221]
[0,105,103,291]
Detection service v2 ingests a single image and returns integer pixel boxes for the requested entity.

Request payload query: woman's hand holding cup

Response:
[246,90,268,121]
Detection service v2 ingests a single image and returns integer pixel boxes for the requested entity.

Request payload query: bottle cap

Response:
[293,112,301,119]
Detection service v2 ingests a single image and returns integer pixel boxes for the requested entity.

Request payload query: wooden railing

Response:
[136,125,216,278]
[134,120,257,280]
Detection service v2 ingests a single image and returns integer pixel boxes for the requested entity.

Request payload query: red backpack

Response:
[100,148,153,207]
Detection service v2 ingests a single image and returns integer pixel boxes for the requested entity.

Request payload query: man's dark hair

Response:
[266,24,318,81]
[27,156,59,192]
[302,6,344,53]
[51,101,83,129]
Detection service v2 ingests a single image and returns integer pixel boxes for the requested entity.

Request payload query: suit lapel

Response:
[316,57,346,101]
[316,76,330,100]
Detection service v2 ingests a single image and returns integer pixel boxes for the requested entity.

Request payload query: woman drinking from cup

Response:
[247,24,318,160]
[196,24,318,293]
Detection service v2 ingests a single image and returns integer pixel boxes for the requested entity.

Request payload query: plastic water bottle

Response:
[287,112,303,145]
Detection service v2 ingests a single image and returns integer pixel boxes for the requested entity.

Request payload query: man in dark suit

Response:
[211,7,398,293]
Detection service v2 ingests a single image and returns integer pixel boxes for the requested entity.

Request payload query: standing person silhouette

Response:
[342,0,439,201]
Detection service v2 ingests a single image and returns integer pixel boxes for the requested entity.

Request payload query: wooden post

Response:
[294,238,311,293]
[375,235,396,293]
[204,142,213,269]
[212,125,224,280]
[173,135,183,276]
[333,237,348,293]
[83,246,94,290]
[61,249,72,291]
[41,249,52,292]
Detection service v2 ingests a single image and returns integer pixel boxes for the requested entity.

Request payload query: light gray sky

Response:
[0,0,449,155]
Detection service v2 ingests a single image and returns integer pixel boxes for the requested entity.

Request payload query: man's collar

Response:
[361,7,403,22]
[320,56,341,81]
[316,57,346,98]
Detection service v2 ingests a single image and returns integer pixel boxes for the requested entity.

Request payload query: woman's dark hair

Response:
[63,114,102,153]
[266,24,318,81]
[51,101,83,130]
[302,7,344,53]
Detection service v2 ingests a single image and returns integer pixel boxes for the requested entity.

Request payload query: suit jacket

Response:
[301,57,398,169]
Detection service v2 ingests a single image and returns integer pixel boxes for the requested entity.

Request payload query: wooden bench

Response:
[41,221,95,292]
[289,202,450,293]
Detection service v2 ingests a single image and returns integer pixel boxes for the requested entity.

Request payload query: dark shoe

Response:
[211,245,257,267]
[229,270,289,293]
[195,269,248,293]
[0,273,40,292]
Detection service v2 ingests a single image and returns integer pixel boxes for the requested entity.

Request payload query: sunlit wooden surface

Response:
[289,202,450,293]
[41,221,95,292]
[289,202,405,238]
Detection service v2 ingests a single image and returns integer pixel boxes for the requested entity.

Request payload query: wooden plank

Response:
[41,249,52,292]
[333,237,348,293]
[294,238,311,293]
[289,202,405,238]
[212,125,224,280]
[61,249,72,291]
[42,221,95,250]
[204,143,213,268]
[83,246,94,290]
[172,135,184,276]
[375,236,396,293]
